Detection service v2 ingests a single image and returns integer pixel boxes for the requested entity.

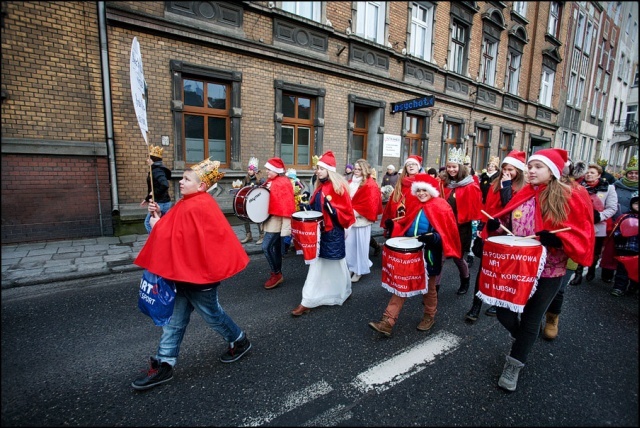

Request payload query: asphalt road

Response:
[2,251,638,426]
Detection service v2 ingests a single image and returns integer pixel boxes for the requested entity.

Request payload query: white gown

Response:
[301,258,352,308]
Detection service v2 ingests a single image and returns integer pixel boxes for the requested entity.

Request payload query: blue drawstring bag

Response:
[138,269,177,326]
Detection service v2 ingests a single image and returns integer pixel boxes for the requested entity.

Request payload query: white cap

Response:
[387,165,395,171]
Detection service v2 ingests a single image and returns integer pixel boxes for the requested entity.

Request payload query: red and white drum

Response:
[381,237,427,297]
[477,235,547,313]
[233,186,270,223]
[291,210,323,264]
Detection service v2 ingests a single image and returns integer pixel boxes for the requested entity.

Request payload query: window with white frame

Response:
[584,20,594,55]
[591,88,599,117]
[506,50,521,95]
[569,133,577,159]
[567,71,577,105]
[618,53,626,80]
[539,67,554,107]
[561,131,568,150]
[410,2,434,61]
[598,92,606,120]
[548,2,561,37]
[579,136,587,160]
[480,37,497,85]
[513,1,527,18]
[611,27,617,47]
[626,105,637,126]
[575,11,586,49]
[449,20,467,75]
[626,13,632,34]
[356,1,386,45]
[587,138,594,161]
[282,1,321,22]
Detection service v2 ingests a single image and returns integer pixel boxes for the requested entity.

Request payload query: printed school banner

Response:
[477,236,547,313]
[381,248,427,298]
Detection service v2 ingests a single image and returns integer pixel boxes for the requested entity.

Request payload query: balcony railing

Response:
[612,120,638,135]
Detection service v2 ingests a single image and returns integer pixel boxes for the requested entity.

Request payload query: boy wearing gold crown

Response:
[132,157,251,391]
[140,146,173,233]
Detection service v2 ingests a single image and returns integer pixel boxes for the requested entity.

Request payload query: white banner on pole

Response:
[130,37,148,144]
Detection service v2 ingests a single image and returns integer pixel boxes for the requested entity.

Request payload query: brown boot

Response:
[240,232,252,244]
[543,312,559,340]
[255,233,264,245]
[291,304,310,316]
[417,314,435,331]
[368,317,393,337]
[264,272,284,289]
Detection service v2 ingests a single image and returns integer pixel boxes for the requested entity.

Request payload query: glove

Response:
[487,218,501,232]
[384,219,394,238]
[396,205,406,218]
[593,209,601,224]
[536,230,563,248]
[417,232,440,248]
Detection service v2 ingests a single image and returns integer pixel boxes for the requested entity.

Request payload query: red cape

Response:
[380,175,417,226]
[481,184,595,267]
[266,175,296,217]
[134,192,249,284]
[313,180,356,231]
[351,177,382,222]
[392,196,462,259]
[439,180,482,224]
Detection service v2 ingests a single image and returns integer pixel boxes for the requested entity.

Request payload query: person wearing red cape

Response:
[345,158,382,283]
[380,155,423,236]
[291,151,356,316]
[369,173,460,337]
[132,157,251,391]
[480,148,595,392]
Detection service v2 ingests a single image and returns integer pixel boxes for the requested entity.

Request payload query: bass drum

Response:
[233,186,270,223]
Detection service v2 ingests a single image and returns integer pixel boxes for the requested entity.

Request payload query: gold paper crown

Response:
[312,155,320,167]
[464,155,471,165]
[488,156,500,167]
[190,157,224,188]
[149,145,164,158]
[447,147,465,164]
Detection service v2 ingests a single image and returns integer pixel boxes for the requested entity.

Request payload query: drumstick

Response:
[324,194,334,215]
[480,210,514,236]
[515,227,572,240]
[391,215,405,221]
[399,233,432,241]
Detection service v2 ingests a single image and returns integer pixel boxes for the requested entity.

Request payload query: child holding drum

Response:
[369,173,460,336]
[480,148,595,392]
[380,155,424,238]
[239,157,265,244]
[291,151,355,316]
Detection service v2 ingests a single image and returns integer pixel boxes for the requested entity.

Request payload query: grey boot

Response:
[240,232,252,244]
[498,355,525,392]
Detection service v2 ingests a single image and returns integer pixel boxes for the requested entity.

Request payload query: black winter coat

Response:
[145,162,172,203]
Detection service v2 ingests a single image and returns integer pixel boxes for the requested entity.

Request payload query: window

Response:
[473,127,491,172]
[618,53,626,80]
[410,2,434,61]
[633,67,639,87]
[575,76,585,107]
[633,22,638,42]
[441,120,462,165]
[591,88,599,117]
[282,1,321,22]
[575,12,586,49]
[561,131,568,150]
[579,136,587,160]
[539,67,555,107]
[569,133,577,160]
[449,21,467,75]
[584,21,594,54]
[352,107,369,161]
[500,130,514,159]
[599,93,606,120]
[612,97,618,123]
[567,71,577,105]
[586,138,594,162]
[183,78,230,166]
[611,27,617,47]
[548,2,561,37]
[513,1,527,18]
[356,1,386,44]
[404,114,425,159]
[281,94,315,168]
[480,38,497,85]
[506,51,521,95]
[626,105,638,127]
[626,13,632,34]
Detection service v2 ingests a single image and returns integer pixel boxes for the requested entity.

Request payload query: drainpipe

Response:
[98,1,119,215]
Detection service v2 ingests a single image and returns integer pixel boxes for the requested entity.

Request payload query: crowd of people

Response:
[132,145,638,393]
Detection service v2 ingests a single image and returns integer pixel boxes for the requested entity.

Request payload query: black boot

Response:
[457,275,470,295]
[585,266,596,282]
[465,297,482,322]
[569,265,583,286]
[370,237,381,257]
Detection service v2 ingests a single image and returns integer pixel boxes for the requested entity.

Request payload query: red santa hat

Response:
[528,148,569,180]
[317,151,337,172]
[265,157,285,174]
[411,173,440,197]
[404,155,423,166]
[502,150,526,171]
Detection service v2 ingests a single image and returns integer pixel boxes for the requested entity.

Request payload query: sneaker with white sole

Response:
[220,334,252,363]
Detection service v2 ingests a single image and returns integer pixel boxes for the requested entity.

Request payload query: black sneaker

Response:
[220,334,252,363]
[132,357,173,391]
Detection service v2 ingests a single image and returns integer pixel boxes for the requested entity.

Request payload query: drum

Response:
[381,237,427,297]
[477,235,547,313]
[291,210,323,264]
[233,186,270,223]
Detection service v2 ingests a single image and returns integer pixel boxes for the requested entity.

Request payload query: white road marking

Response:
[352,331,461,393]
[301,404,352,427]
[241,380,333,426]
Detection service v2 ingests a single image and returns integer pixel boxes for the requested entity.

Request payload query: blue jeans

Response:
[496,276,562,364]
[156,283,243,367]
[144,201,172,233]
[262,232,282,274]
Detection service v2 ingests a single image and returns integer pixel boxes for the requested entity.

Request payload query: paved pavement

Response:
[1,221,384,289]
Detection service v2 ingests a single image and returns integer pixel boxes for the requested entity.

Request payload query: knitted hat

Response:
[488,156,500,168]
[625,165,639,174]
[286,168,297,179]
[447,147,465,164]
[411,173,440,197]
[528,148,569,179]
[248,157,259,172]
[148,145,163,159]
[190,157,224,188]
[502,150,526,171]
[345,164,354,171]
[404,155,423,166]
[317,151,337,172]
[387,164,396,171]
[265,157,285,174]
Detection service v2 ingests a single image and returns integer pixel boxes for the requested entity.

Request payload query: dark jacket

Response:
[145,162,172,203]
[479,171,499,203]
[381,171,399,188]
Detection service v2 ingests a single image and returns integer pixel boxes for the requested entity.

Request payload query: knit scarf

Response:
[446,175,474,189]
[621,176,639,188]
